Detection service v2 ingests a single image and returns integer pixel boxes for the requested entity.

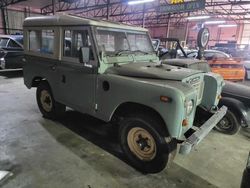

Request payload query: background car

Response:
[187,50,245,81]
[241,152,250,188]
[158,38,250,135]
[0,34,24,70]
[243,56,250,79]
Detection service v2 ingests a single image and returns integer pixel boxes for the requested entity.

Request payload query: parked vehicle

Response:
[187,50,245,81]
[243,57,250,80]
[0,34,24,69]
[22,15,226,173]
[241,152,250,188]
[158,38,250,134]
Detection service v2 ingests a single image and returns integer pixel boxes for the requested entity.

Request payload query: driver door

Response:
[56,27,97,114]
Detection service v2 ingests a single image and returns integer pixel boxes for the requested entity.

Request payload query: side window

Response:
[63,30,94,61]
[7,39,21,48]
[29,30,41,52]
[41,30,54,54]
[29,30,54,54]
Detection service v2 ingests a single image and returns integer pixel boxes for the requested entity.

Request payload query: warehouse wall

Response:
[0,7,40,35]
[241,23,250,45]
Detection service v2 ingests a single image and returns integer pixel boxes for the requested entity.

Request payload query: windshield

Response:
[95,27,154,56]
[0,38,9,47]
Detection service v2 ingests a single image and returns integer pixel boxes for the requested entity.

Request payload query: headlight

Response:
[185,100,194,115]
[0,58,5,69]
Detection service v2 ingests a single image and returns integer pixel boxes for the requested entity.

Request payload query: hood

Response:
[162,58,206,66]
[105,62,202,81]
[161,58,211,73]
[223,81,250,99]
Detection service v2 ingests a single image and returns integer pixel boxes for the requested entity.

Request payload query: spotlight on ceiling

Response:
[204,20,226,25]
[186,15,210,20]
[218,24,237,28]
[128,0,155,5]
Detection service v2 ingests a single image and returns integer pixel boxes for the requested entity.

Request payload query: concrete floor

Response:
[0,70,249,188]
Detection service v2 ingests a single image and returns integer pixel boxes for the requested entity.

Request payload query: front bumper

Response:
[179,106,227,155]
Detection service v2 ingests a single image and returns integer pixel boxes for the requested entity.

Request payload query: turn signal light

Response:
[182,119,189,127]
[160,96,171,103]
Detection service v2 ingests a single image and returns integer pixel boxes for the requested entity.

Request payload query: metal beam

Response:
[0,0,27,8]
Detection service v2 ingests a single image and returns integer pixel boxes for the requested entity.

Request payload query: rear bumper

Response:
[179,106,227,155]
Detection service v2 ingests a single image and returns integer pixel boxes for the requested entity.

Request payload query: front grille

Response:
[191,81,204,104]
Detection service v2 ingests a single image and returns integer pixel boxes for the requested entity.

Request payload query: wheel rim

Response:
[127,127,157,161]
[218,117,232,130]
[40,90,52,112]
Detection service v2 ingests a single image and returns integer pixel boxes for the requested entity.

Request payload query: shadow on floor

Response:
[0,70,23,78]
[40,110,217,188]
[53,110,126,162]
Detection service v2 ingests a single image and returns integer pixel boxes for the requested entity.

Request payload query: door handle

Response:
[62,75,66,83]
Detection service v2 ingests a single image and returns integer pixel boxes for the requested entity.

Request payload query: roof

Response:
[23,14,148,32]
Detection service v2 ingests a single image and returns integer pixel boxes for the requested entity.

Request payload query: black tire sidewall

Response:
[36,82,59,119]
[215,110,240,135]
[119,117,169,173]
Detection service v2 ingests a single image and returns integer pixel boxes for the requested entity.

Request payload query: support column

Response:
[166,14,170,38]
[1,8,7,34]
[52,0,56,15]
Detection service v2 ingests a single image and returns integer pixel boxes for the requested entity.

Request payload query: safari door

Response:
[56,27,97,114]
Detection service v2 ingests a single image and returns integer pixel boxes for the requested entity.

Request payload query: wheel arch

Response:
[111,102,169,136]
[31,76,46,87]
[219,97,248,125]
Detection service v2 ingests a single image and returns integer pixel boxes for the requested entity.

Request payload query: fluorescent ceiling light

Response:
[186,15,210,20]
[204,20,226,25]
[128,0,155,5]
[218,24,237,28]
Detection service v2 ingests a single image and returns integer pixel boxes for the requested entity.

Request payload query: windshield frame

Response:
[94,26,155,57]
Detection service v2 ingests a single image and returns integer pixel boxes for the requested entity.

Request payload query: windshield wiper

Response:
[115,49,131,56]
[132,50,149,55]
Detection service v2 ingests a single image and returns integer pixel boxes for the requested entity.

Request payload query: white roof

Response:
[23,14,148,32]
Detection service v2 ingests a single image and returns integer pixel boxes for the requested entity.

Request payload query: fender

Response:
[219,97,250,127]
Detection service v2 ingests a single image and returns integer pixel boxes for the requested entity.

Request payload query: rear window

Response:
[0,38,9,47]
[29,30,54,54]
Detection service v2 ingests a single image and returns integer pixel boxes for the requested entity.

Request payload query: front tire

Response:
[214,110,240,135]
[36,81,65,119]
[119,114,174,173]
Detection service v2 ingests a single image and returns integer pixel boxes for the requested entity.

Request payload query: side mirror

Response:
[79,47,90,64]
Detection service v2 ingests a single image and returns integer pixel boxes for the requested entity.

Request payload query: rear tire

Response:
[36,81,65,119]
[119,113,175,173]
[214,110,240,135]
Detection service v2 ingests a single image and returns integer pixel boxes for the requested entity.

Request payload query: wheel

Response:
[119,113,175,173]
[214,110,240,135]
[36,81,65,119]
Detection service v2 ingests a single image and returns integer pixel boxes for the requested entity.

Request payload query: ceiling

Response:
[2,0,250,27]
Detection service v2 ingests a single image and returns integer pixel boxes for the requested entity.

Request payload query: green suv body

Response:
[23,15,227,173]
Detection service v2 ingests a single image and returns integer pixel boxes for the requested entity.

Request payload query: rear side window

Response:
[29,30,54,54]
[8,39,21,48]
[0,38,9,47]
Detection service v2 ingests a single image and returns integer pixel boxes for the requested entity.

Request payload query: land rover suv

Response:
[22,15,227,173]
